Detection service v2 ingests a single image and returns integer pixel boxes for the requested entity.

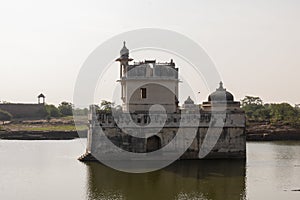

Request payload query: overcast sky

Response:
[0,0,299,106]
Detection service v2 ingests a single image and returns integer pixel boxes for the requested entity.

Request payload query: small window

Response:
[141,88,147,99]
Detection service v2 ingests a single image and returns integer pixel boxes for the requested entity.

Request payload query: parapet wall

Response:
[97,112,245,128]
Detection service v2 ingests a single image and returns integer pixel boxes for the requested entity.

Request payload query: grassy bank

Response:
[0,116,88,132]
[0,117,88,140]
[4,124,87,131]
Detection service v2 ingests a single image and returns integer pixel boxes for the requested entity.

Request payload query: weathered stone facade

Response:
[81,42,246,161]
[85,108,246,160]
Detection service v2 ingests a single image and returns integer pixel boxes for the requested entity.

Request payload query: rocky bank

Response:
[246,122,300,141]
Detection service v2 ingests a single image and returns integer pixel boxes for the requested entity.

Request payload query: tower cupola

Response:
[120,41,129,59]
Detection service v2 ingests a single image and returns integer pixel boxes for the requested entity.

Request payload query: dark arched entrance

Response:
[146,135,161,152]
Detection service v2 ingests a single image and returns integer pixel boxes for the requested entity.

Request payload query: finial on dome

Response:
[184,96,194,104]
[219,81,224,89]
[116,41,133,62]
[120,41,129,58]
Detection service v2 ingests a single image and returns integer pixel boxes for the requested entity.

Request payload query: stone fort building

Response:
[81,42,246,161]
[0,94,46,119]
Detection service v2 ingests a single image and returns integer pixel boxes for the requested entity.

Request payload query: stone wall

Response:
[0,103,46,119]
[88,126,246,159]
[87,111,246,159]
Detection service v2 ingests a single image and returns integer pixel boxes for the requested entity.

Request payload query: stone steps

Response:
[78,152,98,162]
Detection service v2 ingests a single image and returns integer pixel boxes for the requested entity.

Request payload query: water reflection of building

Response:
[85,161,246,200]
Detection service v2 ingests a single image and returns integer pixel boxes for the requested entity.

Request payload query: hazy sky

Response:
[0,0,299,106]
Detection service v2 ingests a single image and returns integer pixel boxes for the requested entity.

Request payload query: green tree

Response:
[0,109,12,125]
[45,104,61,118]
[241,96,268,121]
[99,100,115,113]
[241,96,300,126]
[241,96,263,107]
[58,102,73,116]
[269,103,298,124]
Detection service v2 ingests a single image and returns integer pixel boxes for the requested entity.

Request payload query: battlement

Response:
[133,59,176,67]
[122,59,178,79]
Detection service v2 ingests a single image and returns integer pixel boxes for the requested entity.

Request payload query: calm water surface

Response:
[0,139,299,200]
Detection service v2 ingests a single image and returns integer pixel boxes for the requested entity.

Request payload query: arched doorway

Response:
[146,135,161,152]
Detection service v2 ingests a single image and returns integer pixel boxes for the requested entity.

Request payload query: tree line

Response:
[0,101,89,124]
[45,101,88,118]
[1,98,299,126]
[241,96,300,126]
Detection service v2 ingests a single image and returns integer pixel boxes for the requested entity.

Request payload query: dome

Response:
[120,41,129,58]
[38,93,45,98]
[184,96,194,104]
[208,82,234,102]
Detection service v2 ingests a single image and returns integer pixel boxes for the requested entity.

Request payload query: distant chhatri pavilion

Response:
[38,93,46,104]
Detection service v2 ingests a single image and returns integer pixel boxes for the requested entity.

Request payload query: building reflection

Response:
[85,160,246,200]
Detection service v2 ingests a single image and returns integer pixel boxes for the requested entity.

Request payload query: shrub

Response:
[58,102,73,116]
[45,104,61,118]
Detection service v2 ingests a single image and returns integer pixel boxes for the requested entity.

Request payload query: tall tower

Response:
[116,42,179,113]
[116,41,133,78]
[116,42,133,104]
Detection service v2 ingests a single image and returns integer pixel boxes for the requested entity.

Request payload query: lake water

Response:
[0,139,299,200]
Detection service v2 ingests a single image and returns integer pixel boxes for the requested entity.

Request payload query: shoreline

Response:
[1,121,300,141]
[246,123,300,141]
[0,130,87,140]
[1,129,300,141]
[246,132,300,141]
